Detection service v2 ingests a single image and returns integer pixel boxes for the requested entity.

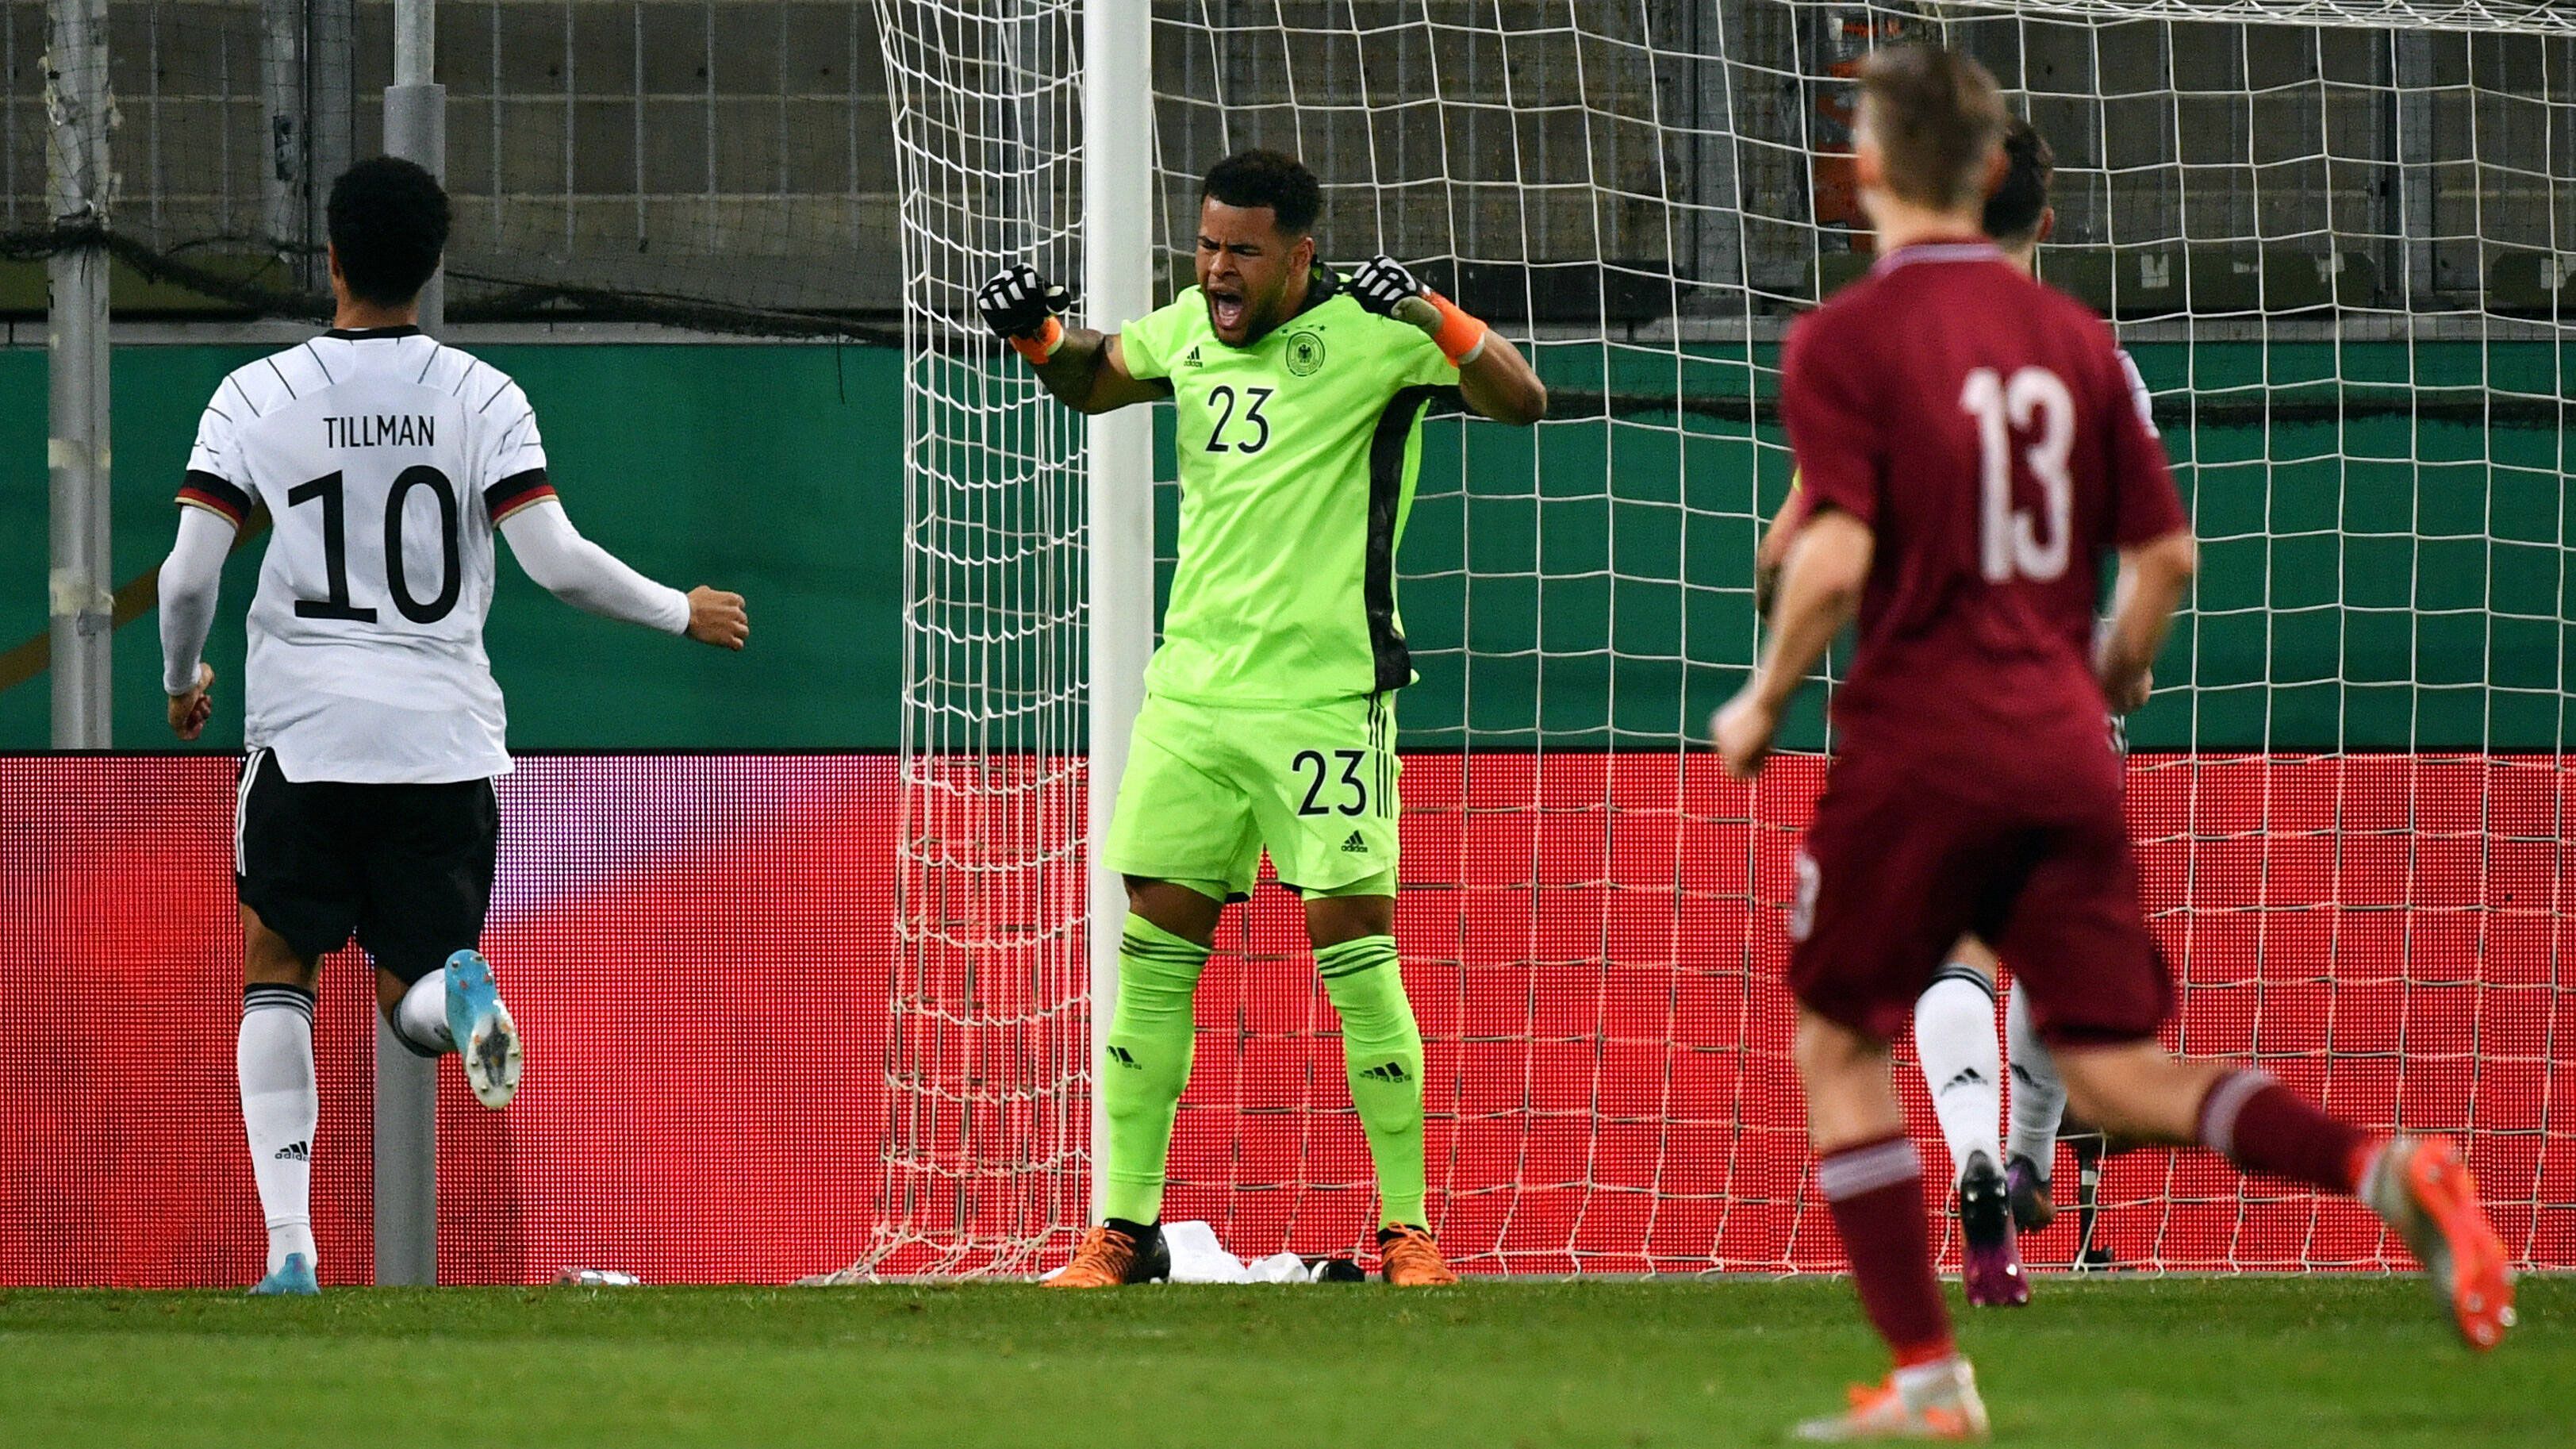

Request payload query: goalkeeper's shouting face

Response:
[1195,148,1322,347]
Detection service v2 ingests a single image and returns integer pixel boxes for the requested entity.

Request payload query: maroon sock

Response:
[2197,1070,2378,1194]
[1818,1133,1954,1367]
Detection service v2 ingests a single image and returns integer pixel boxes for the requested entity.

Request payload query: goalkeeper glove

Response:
[1349,254,1488,366]
[977,263,1074,363]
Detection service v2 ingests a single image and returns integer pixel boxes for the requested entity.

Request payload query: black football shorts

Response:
[233,747,499,984]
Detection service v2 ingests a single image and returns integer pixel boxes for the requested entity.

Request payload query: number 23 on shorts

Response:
[1290,748,1374,817]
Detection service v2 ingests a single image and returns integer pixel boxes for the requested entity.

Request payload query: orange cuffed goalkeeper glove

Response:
[1349,254,1489,365]
[977,263,1075,363]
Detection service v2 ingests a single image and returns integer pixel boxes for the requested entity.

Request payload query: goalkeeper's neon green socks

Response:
[1099,914,1210,1224]
[1317,934,1429,1228]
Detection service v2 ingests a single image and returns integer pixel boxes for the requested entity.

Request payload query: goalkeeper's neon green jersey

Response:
[1119,267,1456,706]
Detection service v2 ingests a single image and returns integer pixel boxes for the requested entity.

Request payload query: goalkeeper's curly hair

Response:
[1201,149,1322,236]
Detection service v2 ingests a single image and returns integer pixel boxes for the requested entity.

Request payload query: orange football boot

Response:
[2366,1136,2516,1351]
[1044,1223,1169,1289]
[1377,1224,1459,1286]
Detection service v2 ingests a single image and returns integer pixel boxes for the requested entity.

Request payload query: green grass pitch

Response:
[2,1277,2562,1447]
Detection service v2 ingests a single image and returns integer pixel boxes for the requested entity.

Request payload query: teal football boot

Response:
[249,1252,320,1296]
[443,949,523,1109]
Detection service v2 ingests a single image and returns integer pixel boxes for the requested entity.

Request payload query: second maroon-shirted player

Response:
[1711,43,2514,1442]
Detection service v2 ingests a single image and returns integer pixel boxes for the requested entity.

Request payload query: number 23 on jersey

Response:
[1204,384,1273,455]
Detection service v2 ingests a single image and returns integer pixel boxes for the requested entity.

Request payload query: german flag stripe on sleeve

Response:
[175,470,253,525]
[485,467,556,524]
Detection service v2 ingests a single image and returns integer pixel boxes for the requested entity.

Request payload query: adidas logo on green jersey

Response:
[1182,344,1204,367]
[1341,831,1368,853]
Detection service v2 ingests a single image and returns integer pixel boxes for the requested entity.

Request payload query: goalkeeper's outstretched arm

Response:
[1032,330,1169,416]
[1349,256,1547,426]
[977,263,1171,416]
[1445,319,1545,426]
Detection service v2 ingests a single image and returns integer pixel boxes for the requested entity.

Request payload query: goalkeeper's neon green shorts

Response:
[1100,691,1400,899]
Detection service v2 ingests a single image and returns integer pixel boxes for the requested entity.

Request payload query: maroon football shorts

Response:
[1784,747,2173,1047]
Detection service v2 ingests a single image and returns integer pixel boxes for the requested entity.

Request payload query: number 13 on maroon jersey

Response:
[1772,239,2189,1047]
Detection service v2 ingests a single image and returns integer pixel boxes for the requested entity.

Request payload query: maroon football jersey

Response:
[1779,238,2186,794]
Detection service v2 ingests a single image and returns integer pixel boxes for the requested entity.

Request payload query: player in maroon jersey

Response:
[1757,115,2098,1314]
[1712,44,2513,1441]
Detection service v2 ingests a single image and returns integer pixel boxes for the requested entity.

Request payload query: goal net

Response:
[855,0,2572,1278]
[2,0,902,335]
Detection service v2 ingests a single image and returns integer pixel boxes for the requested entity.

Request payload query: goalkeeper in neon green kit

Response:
[980,149,1547,1287]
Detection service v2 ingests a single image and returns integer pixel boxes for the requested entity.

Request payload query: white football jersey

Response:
[182,327,558,784]
[2114,346,2159,436]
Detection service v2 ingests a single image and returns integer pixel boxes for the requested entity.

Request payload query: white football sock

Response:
[239,984,319,1275]
[2004,985,2067,1178]
[391,968,453,1056]
[1914,964,2002,1182]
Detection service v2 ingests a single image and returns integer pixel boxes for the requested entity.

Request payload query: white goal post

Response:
[1084,0,1157,1232]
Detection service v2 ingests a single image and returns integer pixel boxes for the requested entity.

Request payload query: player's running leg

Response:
[385,963,454,1058]
[361,775,517,1107]
[1775,728,1995,1435]
[1050,878,1215,1289]
[2055,1043,2514,1350]
[1309,883,1450,1286]
[379,955,519,1109]
[1793,1009,1991,1442]
[1911,939,2022,1307]
[2001,984,2066,1230]
[240,909,322,1296]
[2002,786,2513,1349]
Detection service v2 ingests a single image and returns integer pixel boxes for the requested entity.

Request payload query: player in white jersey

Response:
[156,156,750,1294]
[1751,118,2156,1307]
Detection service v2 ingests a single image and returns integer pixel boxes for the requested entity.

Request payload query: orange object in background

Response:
[1810,10,1917,254]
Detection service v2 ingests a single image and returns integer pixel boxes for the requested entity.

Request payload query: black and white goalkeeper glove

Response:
[1349,254,1487,365]
[1348,254,1428,317]
[977,263,1075,343]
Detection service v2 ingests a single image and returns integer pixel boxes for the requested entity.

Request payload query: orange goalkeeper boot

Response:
[2365,1136,2516,1351]
[1377,1224,1458,1286]
[1044,1222,1169,1289]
